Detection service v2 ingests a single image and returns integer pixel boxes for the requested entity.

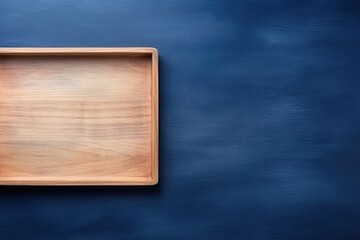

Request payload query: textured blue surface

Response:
[1,0,360,239]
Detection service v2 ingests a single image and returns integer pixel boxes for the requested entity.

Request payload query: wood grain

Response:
[0,48,158,185]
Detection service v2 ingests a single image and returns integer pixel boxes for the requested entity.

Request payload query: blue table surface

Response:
[1,1,360,239]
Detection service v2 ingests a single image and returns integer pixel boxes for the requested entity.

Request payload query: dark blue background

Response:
[1,0,360,239]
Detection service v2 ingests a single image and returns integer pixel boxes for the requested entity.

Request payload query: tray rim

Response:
[0,47,159,186]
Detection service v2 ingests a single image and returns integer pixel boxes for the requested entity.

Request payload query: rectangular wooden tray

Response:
[0,48,158,185]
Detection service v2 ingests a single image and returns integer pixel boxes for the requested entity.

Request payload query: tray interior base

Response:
[0,54,155,185]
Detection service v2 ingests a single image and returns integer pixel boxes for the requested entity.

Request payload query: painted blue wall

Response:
[1,1,360,239]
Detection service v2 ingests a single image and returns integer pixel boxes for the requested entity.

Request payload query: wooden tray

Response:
[0,48,158,185]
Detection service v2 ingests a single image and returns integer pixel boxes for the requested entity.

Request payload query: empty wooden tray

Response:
[0,48,158,185]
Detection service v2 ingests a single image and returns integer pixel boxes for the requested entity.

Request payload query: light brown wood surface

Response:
[0,48,158,185]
